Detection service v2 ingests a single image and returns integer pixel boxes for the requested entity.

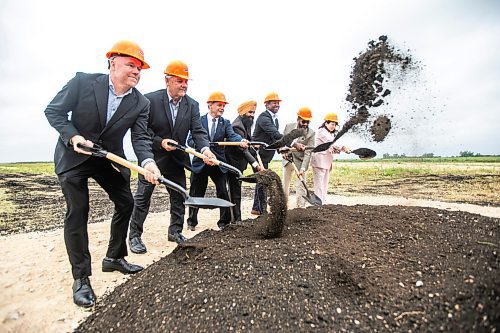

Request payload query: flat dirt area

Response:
[0,172,499,332]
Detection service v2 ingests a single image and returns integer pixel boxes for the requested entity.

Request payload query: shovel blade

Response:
[311,141,333,153]
[238,175,258,183]
[352,148,376,159]
[304,192,323,206]
[184,196,235,209]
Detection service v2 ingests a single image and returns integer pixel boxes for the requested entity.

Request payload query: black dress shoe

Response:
[129,236,147,254]
[218,222,229,230]
[73,277,96,308]
[187,224,196,231]
[168,232,187,244]
[102,257,143,274]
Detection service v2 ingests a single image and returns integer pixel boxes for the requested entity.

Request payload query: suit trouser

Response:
[57,157,133,279]
[130,163,186,236]
[283,162,307,208]
[227,171,242,222]
[312,166,330,204]
[188,165,230,228]
[252,161,269,213]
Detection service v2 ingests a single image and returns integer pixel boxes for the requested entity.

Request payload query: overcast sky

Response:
[0,0,499,163]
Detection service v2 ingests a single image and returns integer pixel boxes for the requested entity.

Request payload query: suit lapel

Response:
[214,117,224,141]
[162,92,174,133]
[103,91,137,132]
[94,75,109,130]
[172,97,187,132]
[201,114,208,132]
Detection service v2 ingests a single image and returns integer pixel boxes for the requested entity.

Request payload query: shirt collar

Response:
[108,76,132,97]
[167,92,182,106]
[266,109,277,119]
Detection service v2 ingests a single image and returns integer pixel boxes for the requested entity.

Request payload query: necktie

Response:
[210,118,217,141]
[170,100,177,125]
[274,117,279,129]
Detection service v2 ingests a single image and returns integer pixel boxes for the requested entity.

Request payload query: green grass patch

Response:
[0,162,55,175]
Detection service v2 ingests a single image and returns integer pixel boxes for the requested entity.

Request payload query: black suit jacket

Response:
[225,116,257,172]
[145,89,208,172]
[188,114,242,174]
[251,110,283,163]
[44,72,153,177]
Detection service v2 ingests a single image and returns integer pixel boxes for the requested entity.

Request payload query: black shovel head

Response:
[267,128,306,149]
[304,192,322,206]
[238,175,258,183]
[352,148,376,159]
[184,196,235,209]
[311,141,333,153]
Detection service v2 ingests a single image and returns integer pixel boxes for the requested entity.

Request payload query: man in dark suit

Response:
[187,92,248,230]
[129,60,217,248]
[225,100,263,221]
[251,92,284,215]
[44,40,161,308]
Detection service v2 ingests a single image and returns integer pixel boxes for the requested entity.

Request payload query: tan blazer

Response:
[310,127,337,170]
[282,123,315,171]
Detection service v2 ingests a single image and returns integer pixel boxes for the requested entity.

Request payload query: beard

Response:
[241,115,254,129]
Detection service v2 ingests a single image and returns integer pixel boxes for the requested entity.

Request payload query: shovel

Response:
[311,145,377,160]
[210,141,266,171]
[350,148,376,159]
[209,141,268,148]
[284,155,322,206]
[76,143,234,209]
[266,128,306,150]
[166,142,245,179]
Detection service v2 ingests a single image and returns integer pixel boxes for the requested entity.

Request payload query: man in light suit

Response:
[44,40,161,308]
[250,92,284,215]
[187,92,248,230]
[281,107,316,208]
[129,60,217,248]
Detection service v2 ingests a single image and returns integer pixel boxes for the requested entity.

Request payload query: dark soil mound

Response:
[255,169,287,239]
[77,205,499,332]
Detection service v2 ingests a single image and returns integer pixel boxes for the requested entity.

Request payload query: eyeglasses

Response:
[247,110,256,114]
[300,120,310,124]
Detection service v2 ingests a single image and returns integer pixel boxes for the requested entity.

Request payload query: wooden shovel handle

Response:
[184,147,221,166]
[106,152,148,176]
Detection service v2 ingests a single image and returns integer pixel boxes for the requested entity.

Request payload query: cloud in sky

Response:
[0,0,499,163]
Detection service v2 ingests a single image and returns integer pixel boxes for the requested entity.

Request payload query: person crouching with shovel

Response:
[224,100,264,222]
[281,107,316,208]
[310,113,351,204]
[187,92,248,230]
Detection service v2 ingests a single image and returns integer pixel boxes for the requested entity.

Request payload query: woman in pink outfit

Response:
[310,113,350,204]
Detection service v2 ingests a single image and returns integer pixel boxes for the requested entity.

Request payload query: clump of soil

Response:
[254,169,287,238]
[338,35,419,144]
[371,115,392,142]
[76,205,499,332]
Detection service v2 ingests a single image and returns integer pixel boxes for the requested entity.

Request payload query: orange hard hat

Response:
[207,91,228,104]
[324,113,339,122]
[164,60,190,80]
[297,107,313,121]
[264,92,282,103]
[106,40,149,69]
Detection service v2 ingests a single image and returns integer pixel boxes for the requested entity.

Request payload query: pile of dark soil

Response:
[341,35,418,143]
[77,205,499,332]
[255,169,287,238]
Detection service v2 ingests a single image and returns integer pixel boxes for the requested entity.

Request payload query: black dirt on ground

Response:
[76,204,499,332]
